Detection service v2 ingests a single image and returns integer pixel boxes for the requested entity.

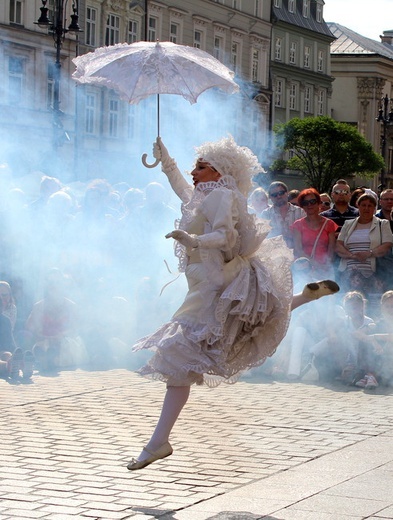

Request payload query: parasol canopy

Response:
[72,41,239,167]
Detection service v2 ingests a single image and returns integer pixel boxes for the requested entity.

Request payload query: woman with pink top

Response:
[291,188,338,280]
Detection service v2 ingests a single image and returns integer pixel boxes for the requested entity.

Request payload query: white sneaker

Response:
[365,374,379,390]
[355,377,367,388]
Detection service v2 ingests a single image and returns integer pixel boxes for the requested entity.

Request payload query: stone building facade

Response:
[328,23,393,189]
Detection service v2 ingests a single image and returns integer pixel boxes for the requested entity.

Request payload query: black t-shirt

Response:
[320,205,359,233]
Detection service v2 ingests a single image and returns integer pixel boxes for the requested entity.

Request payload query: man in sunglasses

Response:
[261,181,305,249]
[320,181,358,234]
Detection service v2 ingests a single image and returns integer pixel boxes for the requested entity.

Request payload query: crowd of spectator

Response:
[1,168,393,391]
[248,180,393,390]
[0,172,183,382]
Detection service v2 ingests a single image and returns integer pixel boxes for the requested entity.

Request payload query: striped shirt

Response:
[346,228,373,277]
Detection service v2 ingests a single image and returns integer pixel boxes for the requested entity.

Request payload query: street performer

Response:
[128,135,339,470]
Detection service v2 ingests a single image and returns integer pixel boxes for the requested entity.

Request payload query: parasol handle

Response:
[141,154,160,168]
[141,94,160,168]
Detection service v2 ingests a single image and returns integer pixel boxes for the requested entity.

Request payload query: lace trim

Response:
[134,243,294,387]
[173,176,269,272]
[194,175,238,194]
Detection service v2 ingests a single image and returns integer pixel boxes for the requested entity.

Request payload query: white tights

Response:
[137,385,190,461]
[135,285,335,461]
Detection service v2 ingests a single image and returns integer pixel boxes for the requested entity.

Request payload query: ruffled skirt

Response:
[133,236,293,386]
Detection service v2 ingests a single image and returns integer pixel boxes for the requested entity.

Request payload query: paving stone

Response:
[0,509,50,519]
[2,369,393,519]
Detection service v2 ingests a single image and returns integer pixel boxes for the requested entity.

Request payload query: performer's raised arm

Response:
[153,137,191,202]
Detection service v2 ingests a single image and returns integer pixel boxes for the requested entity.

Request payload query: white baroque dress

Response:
[134,174,294,386]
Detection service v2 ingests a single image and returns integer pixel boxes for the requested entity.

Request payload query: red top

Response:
[291,217,338,264]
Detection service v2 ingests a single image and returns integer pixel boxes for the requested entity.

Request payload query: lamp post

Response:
[376,93,393,188]
[36,0,81,149]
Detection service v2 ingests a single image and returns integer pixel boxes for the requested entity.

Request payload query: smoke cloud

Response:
[0,51,274,373]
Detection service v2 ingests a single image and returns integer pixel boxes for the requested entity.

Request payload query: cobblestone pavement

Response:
[1,369,393,519]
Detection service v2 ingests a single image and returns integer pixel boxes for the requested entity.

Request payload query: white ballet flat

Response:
[302,280,340,300]
[127,442,173,471]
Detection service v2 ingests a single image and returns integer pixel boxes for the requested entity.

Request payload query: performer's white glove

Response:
[153,137,171,165]
[165,230,199,250]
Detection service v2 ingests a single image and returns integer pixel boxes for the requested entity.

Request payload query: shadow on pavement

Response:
[206,513,280,519]
[137,509,282,519]
[240,371,393,395]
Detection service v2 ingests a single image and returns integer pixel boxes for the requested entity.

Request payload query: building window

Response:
[231,40,241,73]
[304,45,310,68]
[148,16,157,41]
[252,48,260,82]
[47,0,55,21]
[317,50,324,72]
[128,20,138,43]
[316,3,322,22]
[288,0,295,13]
[108,98,119,137]
[128,106,136,139]
[47,62,55,109]
[214,35,224,61]
[318,89,325,115]
[289,41,297,65]
[289,83,297,110]
[86,7,97,46]
[85,93,97,135]
[194,29,202,48]
[170,22,179,43]
[275,37,282,61]
[302,0,309,17]
[106,14,120,45]
[275,79,283,107]
[10,0,23,24]
[304,86,312,113]
[274,0,281,7]
[8,56,24,105]
[46,0,55,20]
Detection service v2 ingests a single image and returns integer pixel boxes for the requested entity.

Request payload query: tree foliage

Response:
[273,116,384,193]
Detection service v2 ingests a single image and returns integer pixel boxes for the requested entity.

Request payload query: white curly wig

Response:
[195,135,263,197]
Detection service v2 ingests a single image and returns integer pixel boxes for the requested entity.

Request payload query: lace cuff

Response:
[161,157,179,175]
[197,231,227,250]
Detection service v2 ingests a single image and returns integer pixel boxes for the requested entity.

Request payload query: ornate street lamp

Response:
[376,94,393,188]
[36,1,81,148]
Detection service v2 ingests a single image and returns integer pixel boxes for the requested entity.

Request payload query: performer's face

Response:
[191,160,221,187]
